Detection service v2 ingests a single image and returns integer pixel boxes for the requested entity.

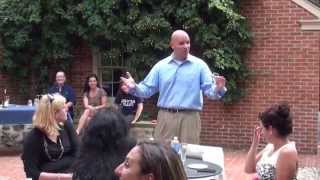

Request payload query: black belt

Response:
[160,108,195,113]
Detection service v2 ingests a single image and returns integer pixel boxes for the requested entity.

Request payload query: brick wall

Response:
[201,0,319,154]
[68,41,93,116]
[0,68,26,104]
[0,41,93,113]
[0,46,24,103]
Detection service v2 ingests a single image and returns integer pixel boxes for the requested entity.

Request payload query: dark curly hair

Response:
[72,108,136,180]
[259,103,293,137]
[83,74,100,94]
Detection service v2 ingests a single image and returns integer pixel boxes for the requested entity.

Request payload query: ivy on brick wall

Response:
[0,0,251,102]
[0,0,80,94]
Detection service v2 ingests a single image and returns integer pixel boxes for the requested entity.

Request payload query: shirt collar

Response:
[54,83,65,89]
[168,53,193,64]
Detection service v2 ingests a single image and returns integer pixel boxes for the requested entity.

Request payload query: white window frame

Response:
[92,48,128,98]
[292,0,320,30]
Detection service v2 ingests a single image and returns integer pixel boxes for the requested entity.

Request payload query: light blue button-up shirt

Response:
[130,54,226,110]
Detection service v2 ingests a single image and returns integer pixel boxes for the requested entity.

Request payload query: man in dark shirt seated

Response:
[49,71,76,122]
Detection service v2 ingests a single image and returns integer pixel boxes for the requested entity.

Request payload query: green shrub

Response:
[0,0,251,102]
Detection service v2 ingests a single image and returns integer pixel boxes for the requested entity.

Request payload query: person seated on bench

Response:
[115,81,143,124]
[244,103,298,180]
[76,74,107,134]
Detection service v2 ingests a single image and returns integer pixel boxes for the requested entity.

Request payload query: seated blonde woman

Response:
[76,74,107,134]
[22,94,79,180]
[244,103,298,180]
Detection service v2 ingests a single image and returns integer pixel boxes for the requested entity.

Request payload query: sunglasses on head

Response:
[47,94,55,104]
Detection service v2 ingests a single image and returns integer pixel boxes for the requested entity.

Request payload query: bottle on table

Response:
[171,136,181,153]
[27,99,33,106]
[34,97,40,108]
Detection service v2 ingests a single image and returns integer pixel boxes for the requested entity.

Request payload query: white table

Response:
[186,144,225,180]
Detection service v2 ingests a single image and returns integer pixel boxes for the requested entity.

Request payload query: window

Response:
[95,50,128,97]
[292,0,320,30]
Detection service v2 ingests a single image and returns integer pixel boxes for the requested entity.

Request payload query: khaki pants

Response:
[154,109,200,144]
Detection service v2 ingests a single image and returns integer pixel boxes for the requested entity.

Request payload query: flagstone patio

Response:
[0,146,319,180]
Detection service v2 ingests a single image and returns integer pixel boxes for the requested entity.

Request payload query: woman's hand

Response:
[87,105,94,110]
[252,125,262,147]
[86,105,95,112]
[244,125,263,174]
[120,72,136,89]
[212,73,226,91]
[88,106,96,116]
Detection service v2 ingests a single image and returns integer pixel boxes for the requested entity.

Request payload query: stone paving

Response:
[297,167,320,180]
[0,148,319,180]
[0,124,32,149]
[0,121,318,179]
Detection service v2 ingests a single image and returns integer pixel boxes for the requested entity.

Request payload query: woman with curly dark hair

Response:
[115,141,187,180]
[76,74,108,134]
[244,103,298,180]
[73,108,136,180]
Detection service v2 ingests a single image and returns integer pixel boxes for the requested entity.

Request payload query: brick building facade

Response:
[1,0,319,153]
[200,0,319,154]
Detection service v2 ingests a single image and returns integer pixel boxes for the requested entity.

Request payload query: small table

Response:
[0,104,35,124]
[186,144,224,180]
[0,104,35,148]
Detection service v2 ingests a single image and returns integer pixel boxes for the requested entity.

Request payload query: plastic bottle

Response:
[27,99,33,106]
[171,136,181,153]
[34,98,39,108]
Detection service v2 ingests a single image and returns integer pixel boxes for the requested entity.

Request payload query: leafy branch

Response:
[0,0,252,102]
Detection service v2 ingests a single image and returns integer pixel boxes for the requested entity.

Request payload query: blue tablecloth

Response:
[0,104,35,124]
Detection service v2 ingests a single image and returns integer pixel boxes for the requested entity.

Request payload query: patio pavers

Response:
[0,147,319,180]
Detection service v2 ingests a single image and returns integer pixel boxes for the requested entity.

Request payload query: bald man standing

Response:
[121,30,226,144]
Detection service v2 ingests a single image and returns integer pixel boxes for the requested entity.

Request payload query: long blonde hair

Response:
[32,93,66,136]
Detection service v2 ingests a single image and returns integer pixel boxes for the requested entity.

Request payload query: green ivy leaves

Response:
[0,0,251,102]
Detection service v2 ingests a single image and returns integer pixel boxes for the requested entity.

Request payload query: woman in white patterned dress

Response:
[244,103,298,180]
